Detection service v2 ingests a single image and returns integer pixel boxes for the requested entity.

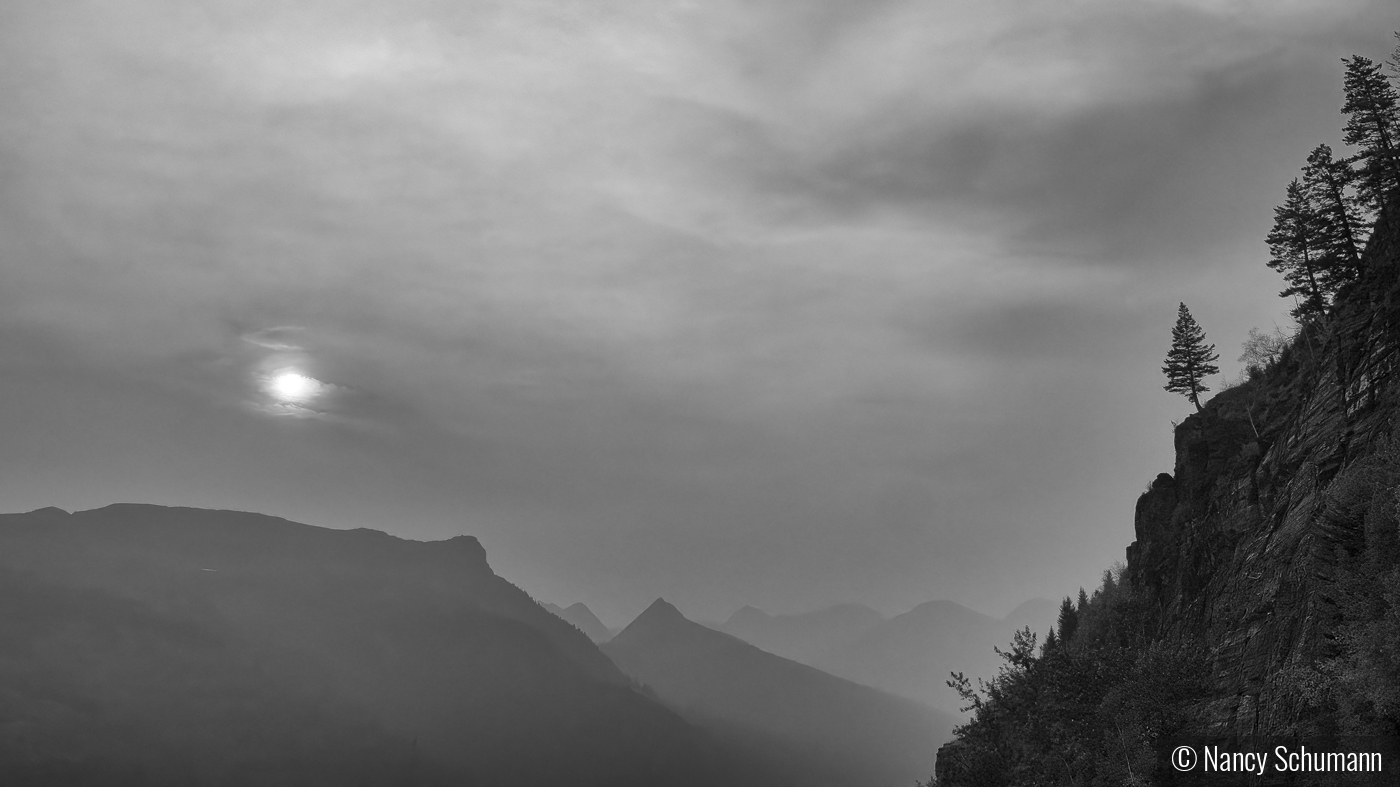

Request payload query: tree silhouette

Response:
[1239,327,1288,377]
[1162,303,1219,412]
[1390,32,1400,84]
[1341,56,1400,212]
[1266,179,1329,319]
[1057,597,1079,644]
[1302,144,1367,281]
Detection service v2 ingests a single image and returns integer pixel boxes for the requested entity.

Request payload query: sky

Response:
[0,0,1395,628]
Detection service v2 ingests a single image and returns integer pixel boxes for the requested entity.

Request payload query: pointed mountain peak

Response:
[548,602,610,642]
[25,506,71,518]
[726,604,769,624]
[614,598,692,639]
[638,597,684,621]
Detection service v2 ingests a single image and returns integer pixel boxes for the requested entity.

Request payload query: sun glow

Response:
[265,370,323,403]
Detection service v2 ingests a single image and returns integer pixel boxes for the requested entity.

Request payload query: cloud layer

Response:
[0,0,1393,623]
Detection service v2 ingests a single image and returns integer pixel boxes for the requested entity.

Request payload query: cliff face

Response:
[1126,200,1400,736]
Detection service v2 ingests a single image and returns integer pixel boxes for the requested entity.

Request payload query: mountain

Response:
[604,598,954,787]
[817,600,1016,714]
[1001,597,1059,631]
[716,602,883,666]
[542,601,613,642]
[718,598,1057,715]
[0,504,742,786]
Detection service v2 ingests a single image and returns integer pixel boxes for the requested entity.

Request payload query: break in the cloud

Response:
[243,326,307,352]
[0,0,1393,623]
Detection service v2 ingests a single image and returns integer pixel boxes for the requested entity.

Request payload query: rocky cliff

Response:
[1126,197,1400,736]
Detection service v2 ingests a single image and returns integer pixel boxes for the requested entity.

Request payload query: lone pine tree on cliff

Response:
[1162,303,1219,412]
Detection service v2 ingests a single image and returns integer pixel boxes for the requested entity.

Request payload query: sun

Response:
[265,370,322,404]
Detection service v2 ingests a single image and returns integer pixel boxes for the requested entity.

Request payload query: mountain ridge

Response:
[716,597,1057,714]
[606,597,954,787]
[0,503,746,785]
[542,600,613,643]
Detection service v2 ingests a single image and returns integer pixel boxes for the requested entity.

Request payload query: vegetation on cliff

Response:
[932,38,1400,787]
[1162,303,1220,412]
[931,571,1210,786]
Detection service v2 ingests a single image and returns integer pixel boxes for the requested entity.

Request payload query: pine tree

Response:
[1341,56,1400,211]
[1266,178,1329,319]
[1390,32,1400,85]
[1302,144,1367,280]
[1162,303,1219,412]
[1057,596,1079,643]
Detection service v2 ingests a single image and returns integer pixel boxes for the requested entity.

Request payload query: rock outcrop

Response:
[1125,198,1400,735]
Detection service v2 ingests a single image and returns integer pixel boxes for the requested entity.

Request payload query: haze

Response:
[0,0,1392,626]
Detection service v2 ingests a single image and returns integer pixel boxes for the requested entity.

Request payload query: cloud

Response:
[0,0,1394,621]
[242,326,307,351]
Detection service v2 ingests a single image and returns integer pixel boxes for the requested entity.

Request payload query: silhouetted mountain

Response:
[716,602,883,666]
[816,599,1058,715]
[604,598,954,787]
[717,598,1057,715]
[1001,597,1058,631]
[542,601,613,642]
[0,504,742,786]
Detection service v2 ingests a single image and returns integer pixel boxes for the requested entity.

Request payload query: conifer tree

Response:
[1057,596,1079,643]
[1100,568,1117,596]
[1390,31,1400,85]
[1341,56,1400,211]
[1302,144,1367,279]
[1266,179,1330,318]
[1162,303,1219,412]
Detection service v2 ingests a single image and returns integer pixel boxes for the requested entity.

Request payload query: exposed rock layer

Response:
[1126,199,1400,735]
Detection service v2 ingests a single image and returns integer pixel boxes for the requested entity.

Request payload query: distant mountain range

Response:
[0,504,738,785]
[541,601,614,642]
[715,597,1058,714]
[718,602,885,665]
[0,503,959,786]
[604,599,953,787]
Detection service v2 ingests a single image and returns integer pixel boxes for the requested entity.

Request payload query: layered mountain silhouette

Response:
[719,597,1057,714]
[542,601,613,643]
[604,598,954,787]
[716,602,884,666]
[0,504,744,786]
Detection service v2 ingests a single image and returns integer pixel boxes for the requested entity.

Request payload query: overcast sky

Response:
[0,0,1394,627]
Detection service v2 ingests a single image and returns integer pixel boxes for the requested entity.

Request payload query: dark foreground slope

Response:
[605,599,955,787]
[0,504,737,786]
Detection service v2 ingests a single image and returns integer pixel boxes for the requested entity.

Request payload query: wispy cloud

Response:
[0,0,1393,620]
